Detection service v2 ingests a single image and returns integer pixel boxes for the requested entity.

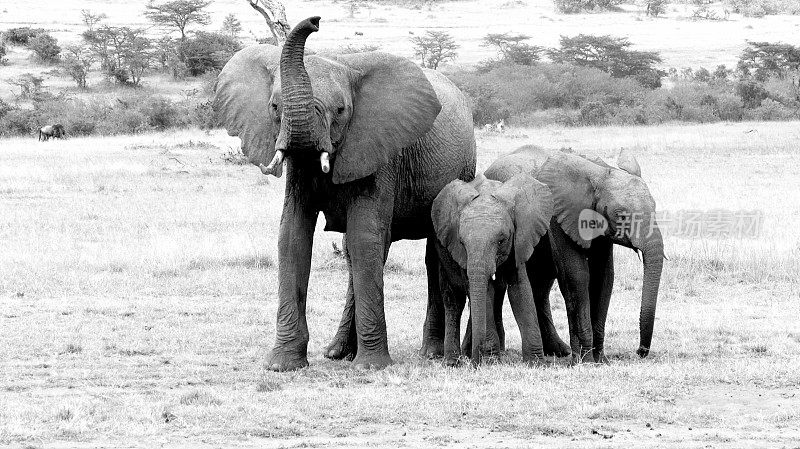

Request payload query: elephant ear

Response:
[431,179,479,269]
[494,174,554,267]
[617,148,642,177]
[538,156,597,249]
[213,44,281,169]
[333,52,442,184]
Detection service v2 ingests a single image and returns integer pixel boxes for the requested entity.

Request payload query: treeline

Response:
[0,0,240,137]
[448,35,800,126]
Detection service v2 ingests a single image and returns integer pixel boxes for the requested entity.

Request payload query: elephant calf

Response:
[485,146,665,363]
[38,124,66,141]
[431,174,562,365]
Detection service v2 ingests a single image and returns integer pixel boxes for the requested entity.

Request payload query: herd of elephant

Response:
[213,17,664,371]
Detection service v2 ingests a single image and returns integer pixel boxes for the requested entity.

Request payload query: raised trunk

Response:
[467,266,489,364]
[278,17,320,150]
[636,227,664,357]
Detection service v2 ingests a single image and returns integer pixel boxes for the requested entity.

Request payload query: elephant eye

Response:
[337,106,345,115]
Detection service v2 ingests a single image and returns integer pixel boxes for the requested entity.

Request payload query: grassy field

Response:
[1,122,799,447]
[3,0,800,103]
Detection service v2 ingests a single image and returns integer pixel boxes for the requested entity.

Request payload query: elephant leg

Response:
[265,189,319,372]
[327,234,392,361]
[325,236,358,361]
[550,226,594,364]
[346,190,394,370]
[589,238,614,364]
[440,265,465,366]
[506,266,545,363]
[419,238,445,358]
[528,261,571,357]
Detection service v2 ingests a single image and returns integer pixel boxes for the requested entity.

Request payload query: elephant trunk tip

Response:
[299,16,321,33]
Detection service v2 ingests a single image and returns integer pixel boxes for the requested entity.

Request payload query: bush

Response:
[2,27,46,45]
[726,0,800,16]
[744,98,796,120]
[554,0,622,13]
[0,42,6,64]
[0,108,39,136]
[28,33,61,63]
[180,31,242,76]
[448,62,647,125]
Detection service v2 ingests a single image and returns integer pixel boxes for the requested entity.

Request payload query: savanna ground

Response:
[1,121,799,447]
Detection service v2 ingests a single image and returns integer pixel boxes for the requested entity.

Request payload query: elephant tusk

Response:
[320,152,330,174]
[266,150,285,171]
[259,150,285,177]
[490,273,495,281]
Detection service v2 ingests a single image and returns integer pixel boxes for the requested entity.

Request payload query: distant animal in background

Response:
[38,124,66,141]
[354,31,363,36]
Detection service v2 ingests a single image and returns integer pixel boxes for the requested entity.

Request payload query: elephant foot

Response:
[593,349,610,364]
[444,354,461,367]
[419,338,444,359]
[352,349,393,370]
[266,348,309,372]
[570,350,597,365]
[523,356,546,367]
[636,345,650,358]
[543,336,572,358]
[325,334,357,361]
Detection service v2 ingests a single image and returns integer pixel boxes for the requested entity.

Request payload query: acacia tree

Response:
[62,44,96,88]
[737,41,800,114]
[550,34,664,88]
[246,0,290,44]
[221,13,242,40]
[411,30,459,69]
[481,33,545,66]
[83,26,152,86]
[144,0,211,40]
[80,9,107,32]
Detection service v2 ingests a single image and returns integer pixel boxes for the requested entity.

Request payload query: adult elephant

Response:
[214,17,476,371]
[484,146,664,363]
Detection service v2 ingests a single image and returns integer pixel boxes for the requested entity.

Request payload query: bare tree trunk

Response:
[247,0,291,44]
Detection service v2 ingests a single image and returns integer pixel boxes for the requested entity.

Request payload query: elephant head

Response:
[538,149,664,357]
[213,17,441,183]
[431,174,553,363]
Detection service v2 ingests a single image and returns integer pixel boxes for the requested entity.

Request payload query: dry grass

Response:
[0,123,799,446]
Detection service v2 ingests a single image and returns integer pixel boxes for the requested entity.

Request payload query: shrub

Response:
[0,42,6,64]
[554,0,622,13]
[0,108,39,136]
[735,81,770,108]
[179,31,242,76]
[744,98,796,120]
[28,33,61,63]
[2,27,46,45]
[141,97,186,130]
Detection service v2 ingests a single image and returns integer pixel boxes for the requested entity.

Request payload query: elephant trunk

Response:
[637,226,664,358]
[467,264,490,365]
[277,16,320,151]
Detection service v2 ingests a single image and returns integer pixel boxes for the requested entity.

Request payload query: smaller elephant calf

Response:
[431,174,555,365]
[38,124,66,141]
